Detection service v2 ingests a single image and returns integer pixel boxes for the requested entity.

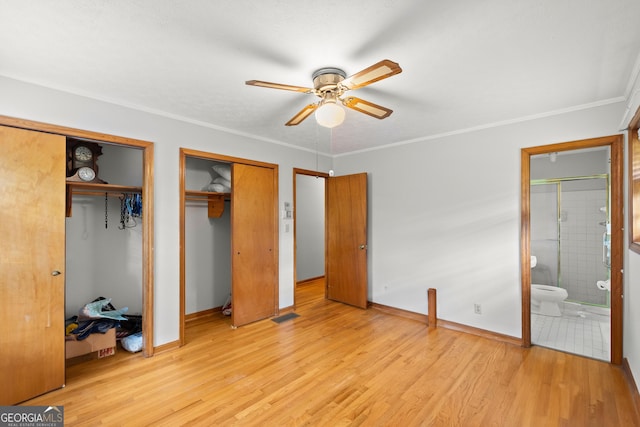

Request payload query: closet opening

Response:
[182,155,232,329]
[65,138,148,363]
[179,148,279,345]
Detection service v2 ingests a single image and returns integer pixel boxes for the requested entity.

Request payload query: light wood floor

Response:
[25,279,639,426]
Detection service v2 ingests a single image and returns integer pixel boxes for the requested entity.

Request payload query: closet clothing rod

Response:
[73,190,135,198]
[184,193,227,218]
[66,185,143,218]
[185,196,231,202]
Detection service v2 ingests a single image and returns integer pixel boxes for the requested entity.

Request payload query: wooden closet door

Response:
[326,173,368,308]
[231,163,277,326]
[0,126,66,404]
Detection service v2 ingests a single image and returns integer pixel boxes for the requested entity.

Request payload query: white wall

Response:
[295,174,325,281]
[0,76,333,346]
[333,102,626,338]
[622,79,640,390]
[626,248,640,382]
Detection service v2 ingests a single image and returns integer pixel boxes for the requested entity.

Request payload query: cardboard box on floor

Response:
[66,328,116,359]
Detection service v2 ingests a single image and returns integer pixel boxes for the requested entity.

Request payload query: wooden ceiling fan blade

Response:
[285,104,318,126]
[245,80,313,93]
[342,97,393,119]
[340,59,402,90]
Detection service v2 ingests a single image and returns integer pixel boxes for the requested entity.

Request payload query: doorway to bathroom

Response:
[530,173,610,360]
[521,134,623,364]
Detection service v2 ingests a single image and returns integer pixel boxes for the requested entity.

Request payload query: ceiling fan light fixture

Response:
[315,101,345,128]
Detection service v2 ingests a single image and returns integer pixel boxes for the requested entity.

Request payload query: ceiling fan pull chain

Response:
[315,123,319,172]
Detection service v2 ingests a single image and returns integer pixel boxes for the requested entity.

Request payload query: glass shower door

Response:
[559,178,609,306]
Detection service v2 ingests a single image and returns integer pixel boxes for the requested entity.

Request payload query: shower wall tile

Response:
[560,189,607,305]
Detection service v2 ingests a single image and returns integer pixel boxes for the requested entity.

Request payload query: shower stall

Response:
[530,175,610,307]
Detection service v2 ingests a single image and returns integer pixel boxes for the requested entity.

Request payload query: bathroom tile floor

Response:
[531,302,610,361]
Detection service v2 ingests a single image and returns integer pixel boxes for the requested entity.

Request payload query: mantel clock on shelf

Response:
[66,140,106,183]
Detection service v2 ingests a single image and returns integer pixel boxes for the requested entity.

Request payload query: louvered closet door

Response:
[0,125,66,404]
[231,163,277,326]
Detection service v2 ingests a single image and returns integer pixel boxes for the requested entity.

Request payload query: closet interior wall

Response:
[65,143,144,320]
[184,156,231,315]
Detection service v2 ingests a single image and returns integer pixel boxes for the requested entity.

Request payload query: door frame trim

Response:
[0,114,156,357]
[520,134,623,364]
[179,148,279,344]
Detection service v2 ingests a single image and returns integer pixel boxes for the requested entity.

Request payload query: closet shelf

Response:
[184,189,231,198]
[66,182,142,217]
[185,190,231,218]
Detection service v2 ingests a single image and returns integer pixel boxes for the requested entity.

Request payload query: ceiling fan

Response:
[245,59,402,127]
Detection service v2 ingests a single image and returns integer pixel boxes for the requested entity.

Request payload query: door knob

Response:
[359,244,367,250]
[51,270,61,276]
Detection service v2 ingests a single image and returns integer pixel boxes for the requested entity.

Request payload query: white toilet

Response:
[531,284,568,317]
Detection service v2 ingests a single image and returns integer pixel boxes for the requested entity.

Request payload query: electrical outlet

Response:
[474,304,482,314]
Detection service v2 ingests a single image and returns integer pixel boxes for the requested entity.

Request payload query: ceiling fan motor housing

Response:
[312,67,346,93]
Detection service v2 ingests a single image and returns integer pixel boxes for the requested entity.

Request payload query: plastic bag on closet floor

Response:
[121,332,143,353]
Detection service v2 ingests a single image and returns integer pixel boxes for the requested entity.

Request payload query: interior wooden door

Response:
[231,163,277,326]
[326,173,368,308]
[0,125,66,404]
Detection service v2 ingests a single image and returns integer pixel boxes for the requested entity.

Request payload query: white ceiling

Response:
[2,0,640,155]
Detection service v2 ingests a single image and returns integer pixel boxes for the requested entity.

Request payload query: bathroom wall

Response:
[530,149,609,180]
